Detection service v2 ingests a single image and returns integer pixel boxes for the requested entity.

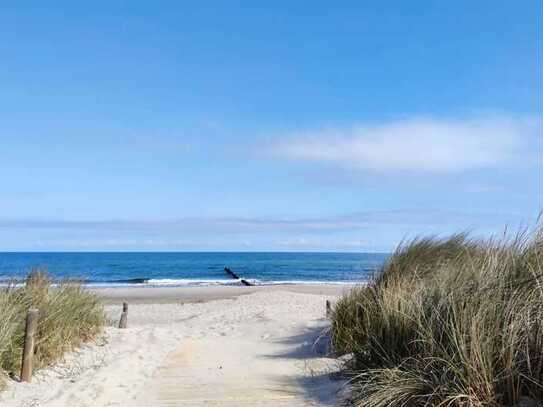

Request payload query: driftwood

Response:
[224,267,253,286]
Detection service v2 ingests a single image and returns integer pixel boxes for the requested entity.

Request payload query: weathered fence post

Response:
[356,303,364,324]
[118,302,128,329]
[326,300,332,318]
[20,308,39,382]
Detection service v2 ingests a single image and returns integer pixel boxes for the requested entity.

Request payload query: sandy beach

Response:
[0,285,351,407]
[93,283,354,304]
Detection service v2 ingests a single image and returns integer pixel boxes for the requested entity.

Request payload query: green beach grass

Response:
[331,227,543,406]
[0,271,106,389]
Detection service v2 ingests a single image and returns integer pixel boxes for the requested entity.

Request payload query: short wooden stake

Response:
[20,308,39,383]
[326,300,332,318]
[118,302,128,329]
[356,303,364,324]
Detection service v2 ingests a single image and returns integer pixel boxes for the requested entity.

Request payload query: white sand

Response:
[0,289,347,407]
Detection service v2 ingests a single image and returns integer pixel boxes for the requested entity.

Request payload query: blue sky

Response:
[1,1,542,251]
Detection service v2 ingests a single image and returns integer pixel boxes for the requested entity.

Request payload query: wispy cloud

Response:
[0,209,533,251]
[0,217,373,233]
[271,116,542,173]
[0,209,530,233]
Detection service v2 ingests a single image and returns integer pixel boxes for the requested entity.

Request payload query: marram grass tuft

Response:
[0,269,106,388]
[332,227,543,406]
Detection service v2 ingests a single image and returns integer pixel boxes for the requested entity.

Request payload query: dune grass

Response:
[0,270,106,389]
[331,227,543,406]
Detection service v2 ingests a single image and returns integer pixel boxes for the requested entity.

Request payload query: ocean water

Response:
[0,252,388,287]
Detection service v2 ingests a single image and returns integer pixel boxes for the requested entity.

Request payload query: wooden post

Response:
[356,303,364,324]
[20,308,39,383]
[326,300,332,318]
[118,302,128,329]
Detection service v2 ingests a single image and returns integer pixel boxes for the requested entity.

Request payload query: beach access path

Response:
[0,285,350,407]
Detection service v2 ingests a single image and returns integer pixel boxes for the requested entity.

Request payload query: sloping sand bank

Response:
[0,288,347,407]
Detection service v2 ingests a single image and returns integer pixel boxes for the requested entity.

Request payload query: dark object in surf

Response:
[112,278,149,285]
[224,267,253,286]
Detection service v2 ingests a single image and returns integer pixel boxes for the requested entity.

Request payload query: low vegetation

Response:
[0,270,106,389]
[331,227,543,406]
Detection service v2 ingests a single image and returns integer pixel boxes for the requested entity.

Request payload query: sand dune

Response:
[0,289,347,407]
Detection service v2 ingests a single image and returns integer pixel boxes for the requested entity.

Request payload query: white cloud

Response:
[272,116,541,172]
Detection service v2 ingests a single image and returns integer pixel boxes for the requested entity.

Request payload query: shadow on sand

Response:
[262,321,331,360]
[262,320,349,406]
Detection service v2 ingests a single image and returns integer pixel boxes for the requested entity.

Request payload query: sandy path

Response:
[0,291,345,407]
[137,335,334,406]
[135,321,339,406]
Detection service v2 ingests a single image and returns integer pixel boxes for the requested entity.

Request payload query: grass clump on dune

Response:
[331,227,543,406]
[0,270,106,388]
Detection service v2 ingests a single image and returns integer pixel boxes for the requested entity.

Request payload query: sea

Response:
[0,252,388,287]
